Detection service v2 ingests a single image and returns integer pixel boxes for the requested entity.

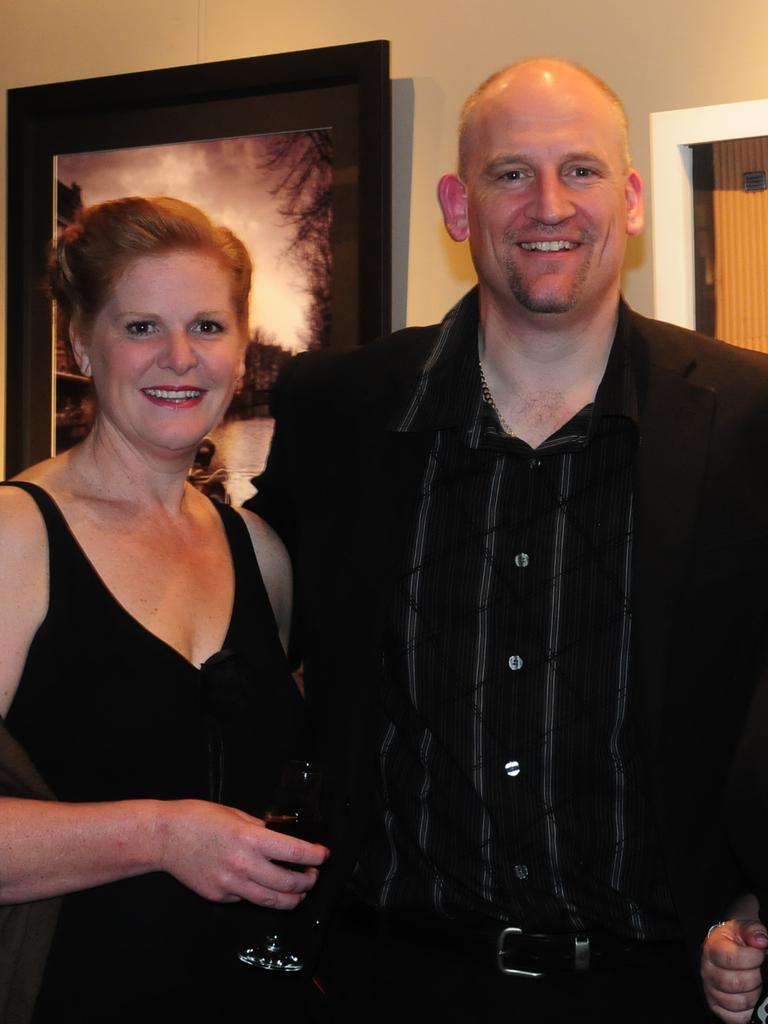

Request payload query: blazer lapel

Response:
[632,334,716,756]
[343,425,432,655]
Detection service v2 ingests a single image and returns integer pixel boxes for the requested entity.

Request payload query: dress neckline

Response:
[5,480,239,673]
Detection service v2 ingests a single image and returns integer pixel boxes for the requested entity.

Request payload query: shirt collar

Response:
[395,289,639,447]
[394,288,483,435]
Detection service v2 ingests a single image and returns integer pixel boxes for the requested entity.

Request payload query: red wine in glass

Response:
[264,810,322,843]
[264,809,322,871]
[238,761,324,972]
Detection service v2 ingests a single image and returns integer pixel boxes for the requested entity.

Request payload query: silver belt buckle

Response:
[496,927,591,976]
[496,927,543,977]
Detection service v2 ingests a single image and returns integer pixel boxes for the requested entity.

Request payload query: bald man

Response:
[249,59,768,1022]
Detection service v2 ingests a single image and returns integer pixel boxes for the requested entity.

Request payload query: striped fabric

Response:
[353,295,678,940]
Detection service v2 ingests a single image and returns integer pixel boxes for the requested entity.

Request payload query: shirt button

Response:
[514,552,530,568]
[528,458,541,469]
[508,655,524,671]
[514,864,529,880]
[504,760,521,777]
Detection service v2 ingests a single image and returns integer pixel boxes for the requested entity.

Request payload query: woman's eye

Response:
[192,319,225,335]
[125,320,158,337]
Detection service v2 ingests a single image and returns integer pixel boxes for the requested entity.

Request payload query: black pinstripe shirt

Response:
[353,291,678,939]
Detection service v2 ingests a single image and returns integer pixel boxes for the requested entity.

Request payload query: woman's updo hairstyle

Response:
[48,195,252,335]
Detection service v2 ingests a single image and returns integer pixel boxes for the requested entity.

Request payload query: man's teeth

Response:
[144,388,202,399]
[520,241,578,252]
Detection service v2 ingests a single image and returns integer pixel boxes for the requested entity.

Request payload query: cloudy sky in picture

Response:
[57,134,314,353]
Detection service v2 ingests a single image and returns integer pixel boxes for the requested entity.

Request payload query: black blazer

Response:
[725,658,768,920]
[250,299,768,963]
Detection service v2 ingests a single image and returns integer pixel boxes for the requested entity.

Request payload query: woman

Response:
[0,196,326,1022]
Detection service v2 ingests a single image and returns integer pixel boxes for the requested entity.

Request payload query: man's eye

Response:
[570,167,596,178]
[125,320,158,337]
[500,169,526,181]
[192,319,224,335]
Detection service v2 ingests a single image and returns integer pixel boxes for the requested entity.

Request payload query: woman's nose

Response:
[157,328,198,374]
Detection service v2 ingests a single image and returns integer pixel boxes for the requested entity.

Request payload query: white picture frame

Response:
[651,98,768,329]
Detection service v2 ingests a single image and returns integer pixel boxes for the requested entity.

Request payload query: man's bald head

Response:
[438,55,644,324]
[457,58,630,179]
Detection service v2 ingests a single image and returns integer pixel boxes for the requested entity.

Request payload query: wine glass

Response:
[238,759,324,972]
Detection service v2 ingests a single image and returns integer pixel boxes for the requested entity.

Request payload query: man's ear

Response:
[438,174,470,242]
[625,169,644,237]
[69,322,92,377]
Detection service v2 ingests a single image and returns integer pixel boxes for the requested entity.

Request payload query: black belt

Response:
[493,926,685,977]
[336,908,686,977]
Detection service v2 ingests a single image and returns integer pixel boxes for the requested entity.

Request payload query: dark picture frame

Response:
[6,40,391,476]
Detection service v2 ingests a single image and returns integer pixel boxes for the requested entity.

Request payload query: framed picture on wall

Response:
[6,40,391,498]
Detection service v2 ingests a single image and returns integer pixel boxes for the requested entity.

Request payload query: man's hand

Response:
[702,919,768,1023]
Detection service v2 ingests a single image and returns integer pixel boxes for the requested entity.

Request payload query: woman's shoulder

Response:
[0,457,68,535]
[233,507,290,578]
[0,480,49,541]
[233,507,291,641]
[0,486,51,624]
[0,452,90,566]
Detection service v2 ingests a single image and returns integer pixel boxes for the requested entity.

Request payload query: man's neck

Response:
[478,293,621,449]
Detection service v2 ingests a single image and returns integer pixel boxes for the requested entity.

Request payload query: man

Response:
[249,59,768,1022]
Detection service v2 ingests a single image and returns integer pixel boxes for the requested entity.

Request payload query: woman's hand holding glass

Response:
[155,799,329,908]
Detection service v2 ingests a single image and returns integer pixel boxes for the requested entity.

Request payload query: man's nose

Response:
[526,171,575,225]
[157,328,198,374]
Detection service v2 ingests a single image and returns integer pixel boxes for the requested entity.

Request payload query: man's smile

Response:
[519,240,580,252]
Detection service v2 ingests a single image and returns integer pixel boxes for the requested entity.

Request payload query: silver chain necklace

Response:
[478,359,517,437]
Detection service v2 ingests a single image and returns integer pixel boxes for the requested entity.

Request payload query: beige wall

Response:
[3,0,768,470]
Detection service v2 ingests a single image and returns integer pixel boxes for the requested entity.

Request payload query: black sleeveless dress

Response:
[3,482,308,1022]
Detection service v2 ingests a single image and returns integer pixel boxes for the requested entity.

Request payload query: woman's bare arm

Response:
[0,796,326,907]
[0,488,49,717]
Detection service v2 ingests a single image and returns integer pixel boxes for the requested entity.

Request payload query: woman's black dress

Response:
[3,481,308,1022]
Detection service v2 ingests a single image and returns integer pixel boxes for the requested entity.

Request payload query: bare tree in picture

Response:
[259,130,333,349]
